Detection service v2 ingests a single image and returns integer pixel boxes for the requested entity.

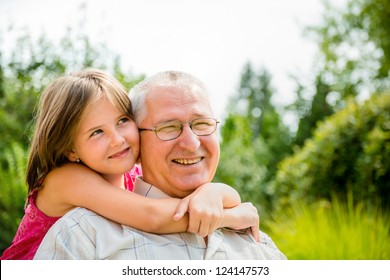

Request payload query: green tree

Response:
[290,0,390,148]
[215,63,292,215]
[293,72,334,146]
[0,54,4,99]
[307,0,390,102]
[272,93,390,211]
[223,63,292,175]
[361,0,390,79]
[216,115,270,214]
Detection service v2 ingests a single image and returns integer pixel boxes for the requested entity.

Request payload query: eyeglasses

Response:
[139,117,220,141]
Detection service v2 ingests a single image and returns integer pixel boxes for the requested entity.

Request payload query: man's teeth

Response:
[173,158,201,165]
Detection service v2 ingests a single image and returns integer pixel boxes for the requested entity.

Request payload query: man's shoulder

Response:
[258,231,288,260]
[63,207,99,219]
[222,228,287,260]
[60,207,141,233]
[56,207,96,224]
[56,207,115,230]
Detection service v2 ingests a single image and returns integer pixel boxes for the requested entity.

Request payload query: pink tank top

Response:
[0,166,142,260]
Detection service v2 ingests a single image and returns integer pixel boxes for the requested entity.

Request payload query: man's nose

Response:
[177,124,201,151]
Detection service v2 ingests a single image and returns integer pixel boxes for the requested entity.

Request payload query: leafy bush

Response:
[0,143,28,253]
[272,93,390,210]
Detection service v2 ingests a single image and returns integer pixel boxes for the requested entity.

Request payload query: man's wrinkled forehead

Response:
[148,84,212,106]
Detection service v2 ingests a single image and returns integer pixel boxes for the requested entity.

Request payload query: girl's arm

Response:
[38,163,188,234]
[38,163,248,235]
[221,202,260,242]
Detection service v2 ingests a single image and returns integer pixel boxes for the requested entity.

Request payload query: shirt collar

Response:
[133,177,171,199]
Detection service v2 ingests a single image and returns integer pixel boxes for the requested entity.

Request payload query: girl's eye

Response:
[90,129,103,137]
[118,117,130,125]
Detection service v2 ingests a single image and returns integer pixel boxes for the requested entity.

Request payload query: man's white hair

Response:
[128,70,212,125]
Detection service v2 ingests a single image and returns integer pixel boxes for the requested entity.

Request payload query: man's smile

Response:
[172,157,203,165]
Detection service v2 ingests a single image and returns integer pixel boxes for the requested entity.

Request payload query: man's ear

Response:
[65,150,79,162]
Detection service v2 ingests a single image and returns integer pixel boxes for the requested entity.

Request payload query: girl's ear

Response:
[65,150,79,162]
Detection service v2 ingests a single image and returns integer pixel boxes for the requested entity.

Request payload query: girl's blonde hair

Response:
[26,69,133,202]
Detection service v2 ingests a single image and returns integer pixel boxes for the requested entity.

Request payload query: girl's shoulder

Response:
[0,191,61,259]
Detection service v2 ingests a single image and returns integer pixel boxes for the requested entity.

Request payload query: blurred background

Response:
[0,0,389,259]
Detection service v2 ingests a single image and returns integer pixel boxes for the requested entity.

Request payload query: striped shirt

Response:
[34,178,287,260]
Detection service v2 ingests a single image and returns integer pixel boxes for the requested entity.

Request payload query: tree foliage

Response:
[307,0,390,100]
[273,93,390,210]
[0,143,27,251]
[215,63,292,215]
[293,72,334,146]
[290,0,390,148]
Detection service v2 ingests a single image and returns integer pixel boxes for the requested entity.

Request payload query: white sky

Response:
[0,0,326,121]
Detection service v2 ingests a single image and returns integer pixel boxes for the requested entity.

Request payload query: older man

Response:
[34,71,286,260]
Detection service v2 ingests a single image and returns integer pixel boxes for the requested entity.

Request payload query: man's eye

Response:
[193,121,212,129]
[158,124,181,133]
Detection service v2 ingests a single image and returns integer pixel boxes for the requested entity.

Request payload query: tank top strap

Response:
[124,164,142,192]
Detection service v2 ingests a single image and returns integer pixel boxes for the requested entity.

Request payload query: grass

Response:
[267,194,390,259]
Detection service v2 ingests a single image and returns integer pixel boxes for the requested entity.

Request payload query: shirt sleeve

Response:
[258,231,288,260]
[34,208,97,260]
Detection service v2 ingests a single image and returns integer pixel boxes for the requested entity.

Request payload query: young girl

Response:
[1,69,259,260]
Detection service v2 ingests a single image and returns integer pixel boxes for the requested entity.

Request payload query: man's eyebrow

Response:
[157,119,179,124]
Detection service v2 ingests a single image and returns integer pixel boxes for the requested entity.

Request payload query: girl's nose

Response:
[110,131,125,147]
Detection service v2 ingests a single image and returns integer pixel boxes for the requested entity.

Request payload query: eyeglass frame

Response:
[138,117,220,141]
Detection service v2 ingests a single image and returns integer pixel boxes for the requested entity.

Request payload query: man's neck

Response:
[133,177,170,199]
[102,174,125,189]
[134,177,209,244]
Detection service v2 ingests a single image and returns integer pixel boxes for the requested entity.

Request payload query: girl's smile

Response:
[67,97,140,180]
[109,147,131,159]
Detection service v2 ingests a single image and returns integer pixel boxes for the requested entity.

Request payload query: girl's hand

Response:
[174,183,228,237]
[222,202,260,242]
